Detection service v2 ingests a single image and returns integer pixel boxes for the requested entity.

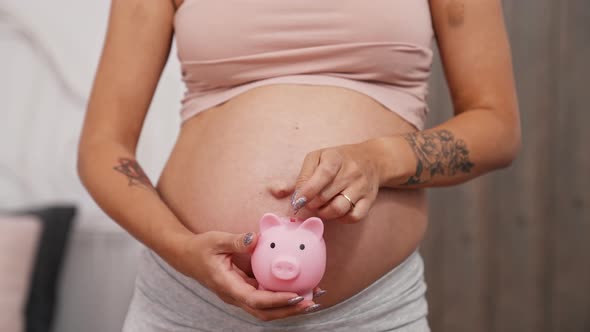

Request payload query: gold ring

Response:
[338,193,356,210]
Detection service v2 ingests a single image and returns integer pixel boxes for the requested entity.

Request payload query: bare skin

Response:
[156,84,428,309]
[78,0,520,322]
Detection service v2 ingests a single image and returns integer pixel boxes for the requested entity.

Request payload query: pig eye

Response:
[299,244,305,250]
[270,242,276,249]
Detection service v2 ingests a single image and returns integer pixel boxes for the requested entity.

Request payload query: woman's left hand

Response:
[291,139,384,223]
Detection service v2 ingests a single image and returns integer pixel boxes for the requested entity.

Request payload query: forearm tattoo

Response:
[402,130,474,185]
[113,158,155,191]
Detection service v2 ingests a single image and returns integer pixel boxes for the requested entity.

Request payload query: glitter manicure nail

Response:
[293,197,307,211]
[243,232,254,246]
[313,289,327,298]
[291,190,300,209]
[304,304,322,313]
[287,296,304,305]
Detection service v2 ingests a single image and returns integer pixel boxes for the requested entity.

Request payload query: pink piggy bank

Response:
[251,213,326,300]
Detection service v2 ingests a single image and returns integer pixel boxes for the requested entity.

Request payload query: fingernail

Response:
[292,197,307,211]
[313,289,327,298]
[243,232,254,246]
[291,190,298,206]
[304,303,322,313]
[287,296,304,305]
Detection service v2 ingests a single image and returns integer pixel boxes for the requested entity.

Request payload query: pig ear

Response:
[259,213,282,232]
[298,217,324,239]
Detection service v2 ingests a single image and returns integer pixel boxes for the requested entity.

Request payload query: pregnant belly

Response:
[156,84,428,308]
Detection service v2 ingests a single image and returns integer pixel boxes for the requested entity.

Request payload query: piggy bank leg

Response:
[302,290,314,301]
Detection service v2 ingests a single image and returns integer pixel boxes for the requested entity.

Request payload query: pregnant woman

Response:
[78,0,520,330]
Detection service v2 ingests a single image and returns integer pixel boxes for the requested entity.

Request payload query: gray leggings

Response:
[123,248,430,332]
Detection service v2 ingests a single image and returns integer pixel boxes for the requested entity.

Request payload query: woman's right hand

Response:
[173,230,321,321]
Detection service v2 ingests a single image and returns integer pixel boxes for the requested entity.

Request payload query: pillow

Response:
[0,215,41,332]
[0,206,75,332]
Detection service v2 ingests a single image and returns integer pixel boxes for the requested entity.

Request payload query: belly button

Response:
[267,180,295,199]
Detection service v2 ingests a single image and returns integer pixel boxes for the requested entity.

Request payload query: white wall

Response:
[0,2,182,226]
[0,2,183,331]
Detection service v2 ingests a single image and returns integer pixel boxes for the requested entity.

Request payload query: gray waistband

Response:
[134,247,428,331]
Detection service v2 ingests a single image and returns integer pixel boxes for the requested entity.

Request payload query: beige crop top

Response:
[174,0,434,130]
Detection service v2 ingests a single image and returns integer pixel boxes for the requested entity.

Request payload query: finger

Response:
[243,278,259,289]
[221,272,302,310]
[317,194,353,220]
[294,150,343,211]
[332,197,371,224]
[294,151,321,189]
[317,186,363,220]
[292,151,321,210]
[313,287,327,299]
[212,231,258,254]
[305,166,349,210]
[232,264,259,289]
[240,300,318,322]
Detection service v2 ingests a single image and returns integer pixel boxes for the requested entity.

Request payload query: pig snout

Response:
[271,256,300,280]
